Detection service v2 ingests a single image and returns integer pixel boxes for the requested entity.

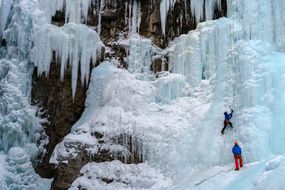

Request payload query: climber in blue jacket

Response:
[232,141,243,170]
[221,109,233,134]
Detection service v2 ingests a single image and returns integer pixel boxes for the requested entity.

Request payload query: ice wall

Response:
[31,23,103,98]
[155,0,285,176]
[169,18,231,88]
[227,0,285,49]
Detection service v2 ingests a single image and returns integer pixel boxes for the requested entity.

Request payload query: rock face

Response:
[32,61,88,178]
[32,0,227,189]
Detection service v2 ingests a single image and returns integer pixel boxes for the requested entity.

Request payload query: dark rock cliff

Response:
[32,0,227,189]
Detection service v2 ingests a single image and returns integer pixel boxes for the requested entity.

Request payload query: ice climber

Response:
[232,141,243,170]
[221,109,233,134]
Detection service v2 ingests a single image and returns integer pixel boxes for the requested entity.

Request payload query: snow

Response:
[31,23,103,98]
[69,160,172,190]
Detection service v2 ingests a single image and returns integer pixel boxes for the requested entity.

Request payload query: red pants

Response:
[234,155,243,170]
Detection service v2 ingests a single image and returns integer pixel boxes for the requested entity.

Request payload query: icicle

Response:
[160,0,176,35]
[160,0,222,35]
[31,23,104,98]
[128,0,141,33]
[97,0,105,35]
[43,0,93,23]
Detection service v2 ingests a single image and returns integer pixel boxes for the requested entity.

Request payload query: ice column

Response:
[97,0,105,35]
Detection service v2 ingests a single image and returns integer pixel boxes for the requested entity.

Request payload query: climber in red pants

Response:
[232,141,243,170]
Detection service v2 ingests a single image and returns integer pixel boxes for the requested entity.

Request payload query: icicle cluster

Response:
[128,0,141,33]
[160,0,176,35]
[42,0,92,23]
[31,23,103,98]
[160,0,222,35]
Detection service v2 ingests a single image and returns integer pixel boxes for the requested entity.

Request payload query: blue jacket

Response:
[232,145,241,155]
[224,110,233,120]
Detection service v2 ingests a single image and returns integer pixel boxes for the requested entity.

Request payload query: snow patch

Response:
[265,156,284,171]
[69,160,172,190]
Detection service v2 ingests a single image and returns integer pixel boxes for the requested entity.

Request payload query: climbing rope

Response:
[231,0,238,141]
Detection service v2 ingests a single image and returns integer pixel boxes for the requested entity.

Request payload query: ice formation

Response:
[160,0,176,35]
[160,0,222,35]
[169,17,231,87]
[42,0,93,23]
[31,23,103,98]
[124,34,152,74]
[97,0,105,35]
[128,0,141,33]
